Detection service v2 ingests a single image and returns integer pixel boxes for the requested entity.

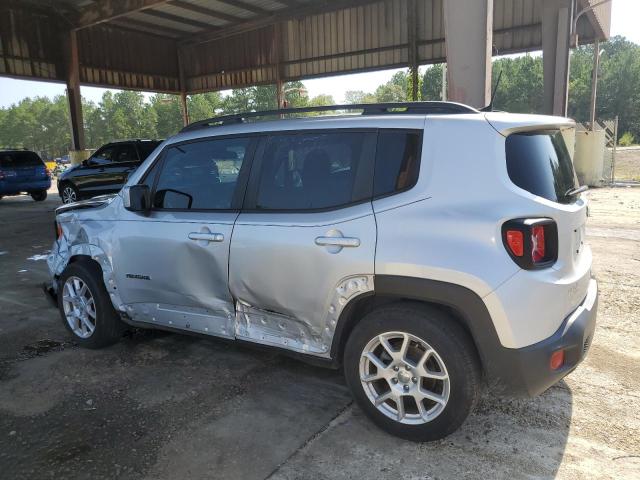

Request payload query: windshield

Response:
[505,130,579,204]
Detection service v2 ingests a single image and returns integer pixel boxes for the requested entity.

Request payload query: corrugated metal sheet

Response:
[0,7,64,81]
[127,11,200,33]
[185,26,278,92]
[78,25,180,92]
[0,0,613,94]
[493,0,542,55]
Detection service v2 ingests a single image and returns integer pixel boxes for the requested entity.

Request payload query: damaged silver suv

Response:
[47,102,597,441]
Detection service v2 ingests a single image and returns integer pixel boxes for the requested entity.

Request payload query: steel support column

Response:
[177,47,190,126]
[542,0,573,116]
[65,30,85,153]
[408,0,419,101]
[443,0,493,108]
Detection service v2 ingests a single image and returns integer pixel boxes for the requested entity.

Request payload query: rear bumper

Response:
[0,179,51,195]
[492,278,598,396]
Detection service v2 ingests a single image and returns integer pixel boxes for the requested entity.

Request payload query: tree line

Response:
[1,36,637,158]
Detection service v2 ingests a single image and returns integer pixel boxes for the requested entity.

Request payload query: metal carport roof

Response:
[0,0,612,94]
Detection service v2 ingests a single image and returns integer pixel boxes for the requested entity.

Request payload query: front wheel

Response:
[60,183,79,204]
[58,261,124,349]
[343,303,481,442]
[31,190,47,202]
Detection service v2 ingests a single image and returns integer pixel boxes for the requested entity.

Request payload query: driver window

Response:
[91,146,117,165]
[153,137,248,210]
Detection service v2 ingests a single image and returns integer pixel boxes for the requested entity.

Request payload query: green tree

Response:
[422,64,444,100]
[375,71,408,102]
[150,94,183,138]
[492,55,544,113]
[344,90,376,104]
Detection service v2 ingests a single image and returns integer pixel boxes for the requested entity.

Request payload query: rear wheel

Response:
[58,261,124,349]
[344,303,481,442]
[60,183,78,204]
[30,190,47,202]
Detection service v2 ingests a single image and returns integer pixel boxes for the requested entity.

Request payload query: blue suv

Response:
[0,149,51,201]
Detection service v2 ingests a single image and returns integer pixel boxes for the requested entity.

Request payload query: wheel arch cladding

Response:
[333,275,510,387]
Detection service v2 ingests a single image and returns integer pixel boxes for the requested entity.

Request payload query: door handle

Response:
[315,236,360,248]
[188,232,224,242]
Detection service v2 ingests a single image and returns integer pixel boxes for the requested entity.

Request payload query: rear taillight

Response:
[502,218,558,269]
[505,230,524,257]
[55,221,63,240]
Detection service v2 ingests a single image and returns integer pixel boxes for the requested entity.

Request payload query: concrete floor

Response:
[0,188,638,480]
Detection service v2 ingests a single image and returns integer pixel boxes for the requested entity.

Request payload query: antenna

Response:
[481,70,503,112]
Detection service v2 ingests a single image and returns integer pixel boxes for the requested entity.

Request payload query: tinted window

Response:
[138,142,161,160]
[0,151,43,168]
[140,159,161,190]
[256,132,371,210]
[115,144,138,162]
[91,146,118,165]
[374,131,421,197]
[153,137,248,210]
[506,131,579,204]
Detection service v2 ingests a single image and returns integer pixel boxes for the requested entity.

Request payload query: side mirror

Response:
[123,184,151,214]
[81,159,89,166]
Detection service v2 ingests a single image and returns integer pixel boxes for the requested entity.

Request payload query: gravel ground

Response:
[0,187,638,479]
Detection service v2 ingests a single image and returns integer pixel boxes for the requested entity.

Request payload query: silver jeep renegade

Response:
[47,102,598,441]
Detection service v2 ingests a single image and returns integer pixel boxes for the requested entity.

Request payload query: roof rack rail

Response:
[180,101,477,133]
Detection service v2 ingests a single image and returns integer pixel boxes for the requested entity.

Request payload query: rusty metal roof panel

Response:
[280,1,409,80]
[0,6,64,81]
[153,4,230,27]
[127,11,202,33]
[78,25,180,92]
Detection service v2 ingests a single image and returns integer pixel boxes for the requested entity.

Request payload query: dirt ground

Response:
[613,147,640,182]
[0,186,638,480]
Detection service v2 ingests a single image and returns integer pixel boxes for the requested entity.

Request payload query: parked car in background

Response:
[57,139,162,204]
[0,149,51,201]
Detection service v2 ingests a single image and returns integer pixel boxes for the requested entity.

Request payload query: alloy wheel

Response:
[359,331,450,424]
[62,276,97,339]
[62,186,76,203]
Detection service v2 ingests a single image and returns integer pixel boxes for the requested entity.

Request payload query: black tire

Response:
[30,190,47,202]
[60,182,79,204]
[343,302,481,442]
[57,260,124,349]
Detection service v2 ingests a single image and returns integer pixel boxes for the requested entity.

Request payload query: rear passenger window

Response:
[153,137,248,210]
[256,132,373,210]
[374,131,422,197]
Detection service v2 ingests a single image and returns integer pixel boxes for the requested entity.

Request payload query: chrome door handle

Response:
[188,232,224,242]
[315,236,360,248]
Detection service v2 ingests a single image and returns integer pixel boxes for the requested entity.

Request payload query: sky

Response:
[0,0,638,108]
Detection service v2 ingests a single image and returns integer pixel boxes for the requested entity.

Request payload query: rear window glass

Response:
[138,142,161,160]
[374,131,422,197]
[0,151,43,168]
[505,131,578,204]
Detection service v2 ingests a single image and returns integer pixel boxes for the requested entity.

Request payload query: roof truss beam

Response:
[185,0,383,46]
[211,0,270,16]
[75,0,172,30]
[168,0,243,24]
[140,8,219,31]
